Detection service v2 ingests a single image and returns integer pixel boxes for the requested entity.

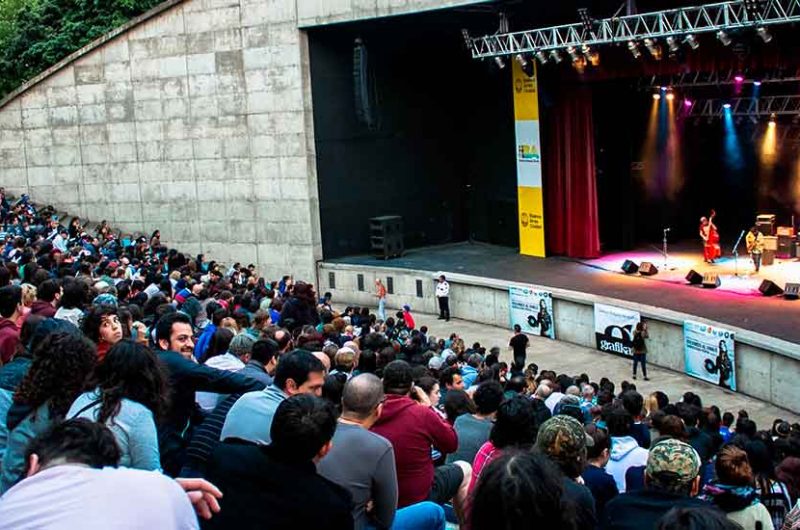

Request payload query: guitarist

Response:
[700,210,721,263]
[745,225,764,273]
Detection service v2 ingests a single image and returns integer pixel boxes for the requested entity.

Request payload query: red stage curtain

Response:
[543,86,601,258]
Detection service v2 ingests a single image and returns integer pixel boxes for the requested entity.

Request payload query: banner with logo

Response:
[513,60,546,257]
[594,304,640,357]
[684,320,736,391]
[509,285,555,339]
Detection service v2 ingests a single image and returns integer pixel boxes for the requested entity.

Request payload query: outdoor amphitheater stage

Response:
[325,241,800,345]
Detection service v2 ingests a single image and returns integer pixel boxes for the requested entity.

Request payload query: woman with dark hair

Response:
[716,341,733,389]
[199,328,235,365]
[54,279,87,327]
[81,304,123,362]
[745,439,792,528]
[468,395,539,493]
[444,389,476,425]
[149,230,161,249]
[470,450,575,530]
[0,331,96,492]
[702,445,774,529]
[68,340,168,471]
[279,281,320,332]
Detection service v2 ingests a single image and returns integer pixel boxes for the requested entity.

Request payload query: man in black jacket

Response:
[156,312,262,476]
[203,394,353,530]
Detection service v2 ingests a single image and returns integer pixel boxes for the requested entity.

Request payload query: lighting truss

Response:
[686,95,800,117]
[467,0,800,59]
[644,69,800,88]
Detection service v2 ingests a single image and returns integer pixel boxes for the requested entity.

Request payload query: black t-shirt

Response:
[509,333,529,357]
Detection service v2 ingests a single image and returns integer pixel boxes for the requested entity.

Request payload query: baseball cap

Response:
[536,415,593,461]
[646,439,701,492]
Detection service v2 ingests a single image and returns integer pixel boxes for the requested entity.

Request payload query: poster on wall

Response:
[508,285,555,339]
[594,304,640,357]
[684,320,736,391]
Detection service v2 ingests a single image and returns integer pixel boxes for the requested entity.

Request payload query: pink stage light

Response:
[734,74,745,83]
[684,99,693,107]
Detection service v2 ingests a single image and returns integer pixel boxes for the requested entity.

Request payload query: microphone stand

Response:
[732,230,746,277]
[662,228,670,270]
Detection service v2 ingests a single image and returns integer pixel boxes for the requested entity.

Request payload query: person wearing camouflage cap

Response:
[536,415,598,528]
[601,439,708,530]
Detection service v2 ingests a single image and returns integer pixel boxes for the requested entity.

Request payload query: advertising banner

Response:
[594,304,641,357]
[512,60,546,257]
[509,285,555,339]
[684,320,736,391]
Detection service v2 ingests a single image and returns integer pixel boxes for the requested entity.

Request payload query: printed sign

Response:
[509,285,555,339]
[594,304,641,357]
[684,320,736,391]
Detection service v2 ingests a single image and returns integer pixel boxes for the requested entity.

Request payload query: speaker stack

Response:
[369,216,404,260]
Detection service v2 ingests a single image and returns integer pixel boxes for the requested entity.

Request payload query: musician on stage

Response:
[745,225,764,273]
[700,211,721,263]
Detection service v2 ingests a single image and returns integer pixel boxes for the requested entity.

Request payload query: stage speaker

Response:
[777,236,797,259]
[702,273,721,289]
[621,260,639,274]
[757,214,776,236]
[639,262,659,276]
[369,216,404,260]
[762,250,775,266]
[759,279,784,297]
[785,283,800,300]
[686,270,704,285]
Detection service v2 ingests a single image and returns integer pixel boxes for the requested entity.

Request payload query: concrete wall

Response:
[318,261,800,413]
[0,0,484,281]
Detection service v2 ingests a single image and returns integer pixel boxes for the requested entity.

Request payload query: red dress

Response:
[701,222,721,262]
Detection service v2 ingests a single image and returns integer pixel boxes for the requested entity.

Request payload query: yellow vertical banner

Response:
[513,60,546,257]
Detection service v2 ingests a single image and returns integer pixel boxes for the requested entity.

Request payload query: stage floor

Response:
[326,242,800,345]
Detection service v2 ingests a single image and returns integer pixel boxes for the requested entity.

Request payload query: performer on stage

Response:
[745,225,764,273]
[700,210,721,263]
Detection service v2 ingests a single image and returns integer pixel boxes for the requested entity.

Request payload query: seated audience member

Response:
[220,350,325,444]
[81,304,124,362]
[622,390,651,449]
[603,439,708,530]
[0,285,22,364]
[237,338,278,387]
[371,361,470,521]
[656,506,743,530]
[447,381,503,465]
[582,424,619,521]
[0,419,202,529]
[68,340,167,471]
[205,395,352,530]
[701,445,775,529]
[606,405,650,493]
[536,415,598,528]
[470,451,576,530]
[318,374,445,530]
[196,333,255,411]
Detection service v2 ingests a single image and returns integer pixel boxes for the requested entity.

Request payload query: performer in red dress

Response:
[700,210,721,263]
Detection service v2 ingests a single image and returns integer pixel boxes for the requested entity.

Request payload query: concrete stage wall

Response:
[0,0,484,281]
[318,261,800,414]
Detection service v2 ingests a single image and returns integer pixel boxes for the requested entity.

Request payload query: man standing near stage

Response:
[745,225,764,273]
[375,279,387,321]
[509,324,529,375]
[435,275,450,321]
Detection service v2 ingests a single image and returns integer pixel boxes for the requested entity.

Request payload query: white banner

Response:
[509,285,555,339]
[594,304,641,357]
[684,320,736,391]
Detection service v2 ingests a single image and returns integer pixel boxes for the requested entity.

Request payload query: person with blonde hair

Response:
[16,284,36,326]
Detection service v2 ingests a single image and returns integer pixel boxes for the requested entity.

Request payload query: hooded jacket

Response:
[370,394,458,507]
[606,436,650,493]
[28,300,56,318]
[0,319,20,365]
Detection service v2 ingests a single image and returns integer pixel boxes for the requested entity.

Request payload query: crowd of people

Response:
[0,192,798,530]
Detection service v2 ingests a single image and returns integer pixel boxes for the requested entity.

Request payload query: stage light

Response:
[666,91,675,101]
[515,54,528,68]
[550,50,563,64]
[627,40,642,59]
[578,8,594,35]
[717,30,733,46]
[666,36,680,53]
[653,93,661,100]
[572,55,587,74]
[535,50,548,64]
[684,99,693,107]
[744,0,766,19]
[769,112,777,126]
[757,27,773,43]
[494,56,506,69]
[723,103,732,109]
[587,50,600,67]
[753,80,762,86]
[684,34,700,50]
[644,38,662,60]
[567,46,581,62]
[734,74,745,83]
[660,86,667,92]
[762,113,778,163]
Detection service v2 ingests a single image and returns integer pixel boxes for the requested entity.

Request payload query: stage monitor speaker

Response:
[702,273,721,289]
[686,270,704,285]
[621,260,639,274]
[639,262,659,276]
[759,279,784,297]
[785,283,800,300]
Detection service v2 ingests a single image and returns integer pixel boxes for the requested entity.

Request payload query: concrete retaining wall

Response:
[318,261,800,413]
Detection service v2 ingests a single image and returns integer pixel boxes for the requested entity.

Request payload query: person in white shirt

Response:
[435,275,450,321]
[197,333,255,411]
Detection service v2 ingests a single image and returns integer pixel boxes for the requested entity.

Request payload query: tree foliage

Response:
[0,0,163,98]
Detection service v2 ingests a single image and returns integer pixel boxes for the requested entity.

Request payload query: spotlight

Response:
[567,46,581,62]
[653,93,661,100]
[753,80,762,86]
[550,50,563,64]
[627,40,642,59]
[581,44,592,58]
[515,54,528,68]
[744,0,766,20]
[587,50,600,67]
[666,92,675,101]
[535,50,548,64]
[666,36,680,53]
[769,112,777,126]
[717,30,732,46]
[572,55,587,74]
[644,38,662,60]
[684,99,693,107]
[684,34,700,50]
[734,74,745,83]
[723,102,732,109]
[494,56,506,69]
[757,27,773,43]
